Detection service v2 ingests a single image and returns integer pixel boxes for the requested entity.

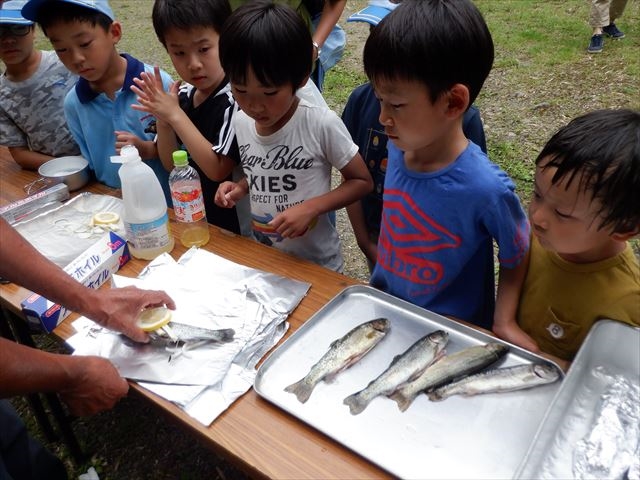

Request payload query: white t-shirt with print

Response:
[233,98,358,272]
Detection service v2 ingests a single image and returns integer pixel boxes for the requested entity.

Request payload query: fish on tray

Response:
[285,318,391,403]
[389,342,508,412]
[427,363,561,401]
[343,329,449,415]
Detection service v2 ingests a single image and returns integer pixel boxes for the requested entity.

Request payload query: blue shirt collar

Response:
[75,53,144,104]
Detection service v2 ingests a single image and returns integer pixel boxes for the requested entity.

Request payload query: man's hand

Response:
[59,355,129,416]
[81,286,176,343]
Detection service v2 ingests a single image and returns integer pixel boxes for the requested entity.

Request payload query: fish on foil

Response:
[343,330,449,415]
[148,322,235,347]
[427,362,561,401]
[285,318,391,403]
[390,342,508,412]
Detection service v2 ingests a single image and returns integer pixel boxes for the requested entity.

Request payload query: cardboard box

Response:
[21,231,130,332]
[0,183,69,224]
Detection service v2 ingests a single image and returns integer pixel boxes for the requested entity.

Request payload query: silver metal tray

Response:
[254,285,562,479]
[515,320,640,479]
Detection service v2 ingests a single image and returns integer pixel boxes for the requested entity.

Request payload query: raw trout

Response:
[343,330,449,415]
[390,342,508,412]
[284,318,391,403]
[427,363,561,401]
[148,322,235,347]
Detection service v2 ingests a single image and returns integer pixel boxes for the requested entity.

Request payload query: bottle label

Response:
[172,187,206,223]
[124,213,172,250]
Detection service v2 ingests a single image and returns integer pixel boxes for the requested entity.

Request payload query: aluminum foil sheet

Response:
[67,247,310,425]
[13,193,125,267]
[573,370,640,479]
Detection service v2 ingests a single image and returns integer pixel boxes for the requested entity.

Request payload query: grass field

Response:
[16,1,640,478]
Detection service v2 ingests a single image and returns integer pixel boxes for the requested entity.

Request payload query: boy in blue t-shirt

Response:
[130,0,249,236]
[343,0,488,273]
[363,0,530,330]
[21,0,173,204]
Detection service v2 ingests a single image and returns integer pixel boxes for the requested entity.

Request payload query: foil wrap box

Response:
[21,231,130,332]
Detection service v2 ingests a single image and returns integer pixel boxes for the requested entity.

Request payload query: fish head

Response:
[533,363,561,381]
[428,330,449,349]
[368,317,391,334]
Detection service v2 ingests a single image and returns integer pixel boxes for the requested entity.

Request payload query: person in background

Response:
[0,0,79,170]
[131,0,250,236]
[20,0,174,204]
[587,0,628,53]
[343,0,488,272]
[363,0,529,331]
[214,1,372,272]
[229,0,346,92]
[0,217,175,479]
[494,109,640,367]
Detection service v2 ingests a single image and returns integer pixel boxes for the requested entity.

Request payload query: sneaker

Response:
[587,34,604,53]
[603,23,625,39]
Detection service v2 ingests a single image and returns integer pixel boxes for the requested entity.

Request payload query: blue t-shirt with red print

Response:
[370,141,529,330]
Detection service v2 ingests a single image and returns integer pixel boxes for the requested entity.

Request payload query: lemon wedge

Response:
[92,211,120,225]
[136,307,172,332]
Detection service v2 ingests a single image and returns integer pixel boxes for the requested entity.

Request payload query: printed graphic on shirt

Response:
[377,189,461,287]
[240,143,317,244]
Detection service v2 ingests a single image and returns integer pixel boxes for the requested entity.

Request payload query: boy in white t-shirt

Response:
[214,1,372,272]
[0,0,79,169]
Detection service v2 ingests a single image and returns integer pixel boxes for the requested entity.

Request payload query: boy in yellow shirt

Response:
[494,109,640,364]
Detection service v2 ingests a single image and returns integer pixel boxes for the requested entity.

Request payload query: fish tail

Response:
[343,392,369,415]
[284,379,314,403]
[218,328,235,343]
[388,390,413,412]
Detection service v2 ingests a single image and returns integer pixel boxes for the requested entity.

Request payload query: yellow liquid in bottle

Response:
[180,223,210,247]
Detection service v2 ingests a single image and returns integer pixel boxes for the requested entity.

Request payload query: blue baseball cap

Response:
[0,0,34,25]
[347,0,398,27]
[21,0,114,22]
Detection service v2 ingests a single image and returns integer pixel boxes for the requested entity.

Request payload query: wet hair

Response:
[36,2,112,37]
[152,0,231,47]
[219,0,312,91]
[363,0,494,106]
[536,109,640,234]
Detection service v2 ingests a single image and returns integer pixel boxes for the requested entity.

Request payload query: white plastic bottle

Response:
[169,150,210,247]
[115,145,174,259]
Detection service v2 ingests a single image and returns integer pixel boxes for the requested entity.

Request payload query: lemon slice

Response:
[92,211,120,225]
[136,307,172,332]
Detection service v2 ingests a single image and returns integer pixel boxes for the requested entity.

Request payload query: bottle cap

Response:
[172,150,188,167]
[110,145,141,164]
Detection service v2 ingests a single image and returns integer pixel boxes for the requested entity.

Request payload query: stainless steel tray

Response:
[515,320,640,479]
[254,285,562,479]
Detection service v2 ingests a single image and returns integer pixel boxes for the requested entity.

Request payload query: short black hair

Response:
[36,1,113,37]
[536,109,640,234]
[219,0,312,91]
[152,0,231,47]
[363,0,494,106]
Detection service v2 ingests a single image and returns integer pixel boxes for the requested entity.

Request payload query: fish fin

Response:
[426,390,445,402]
[284,379,314,403]
[388,390,413,412]
[343,392,368,415]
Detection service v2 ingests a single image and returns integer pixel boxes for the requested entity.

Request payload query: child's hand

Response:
[269,202,317,239]
[492,321,540,353]
[114,133,157,159]
[215,181,243,208]
[131,66,181,124]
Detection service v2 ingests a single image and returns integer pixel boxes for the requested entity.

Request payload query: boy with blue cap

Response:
[21,0,174,203]
[0,0,79,169]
